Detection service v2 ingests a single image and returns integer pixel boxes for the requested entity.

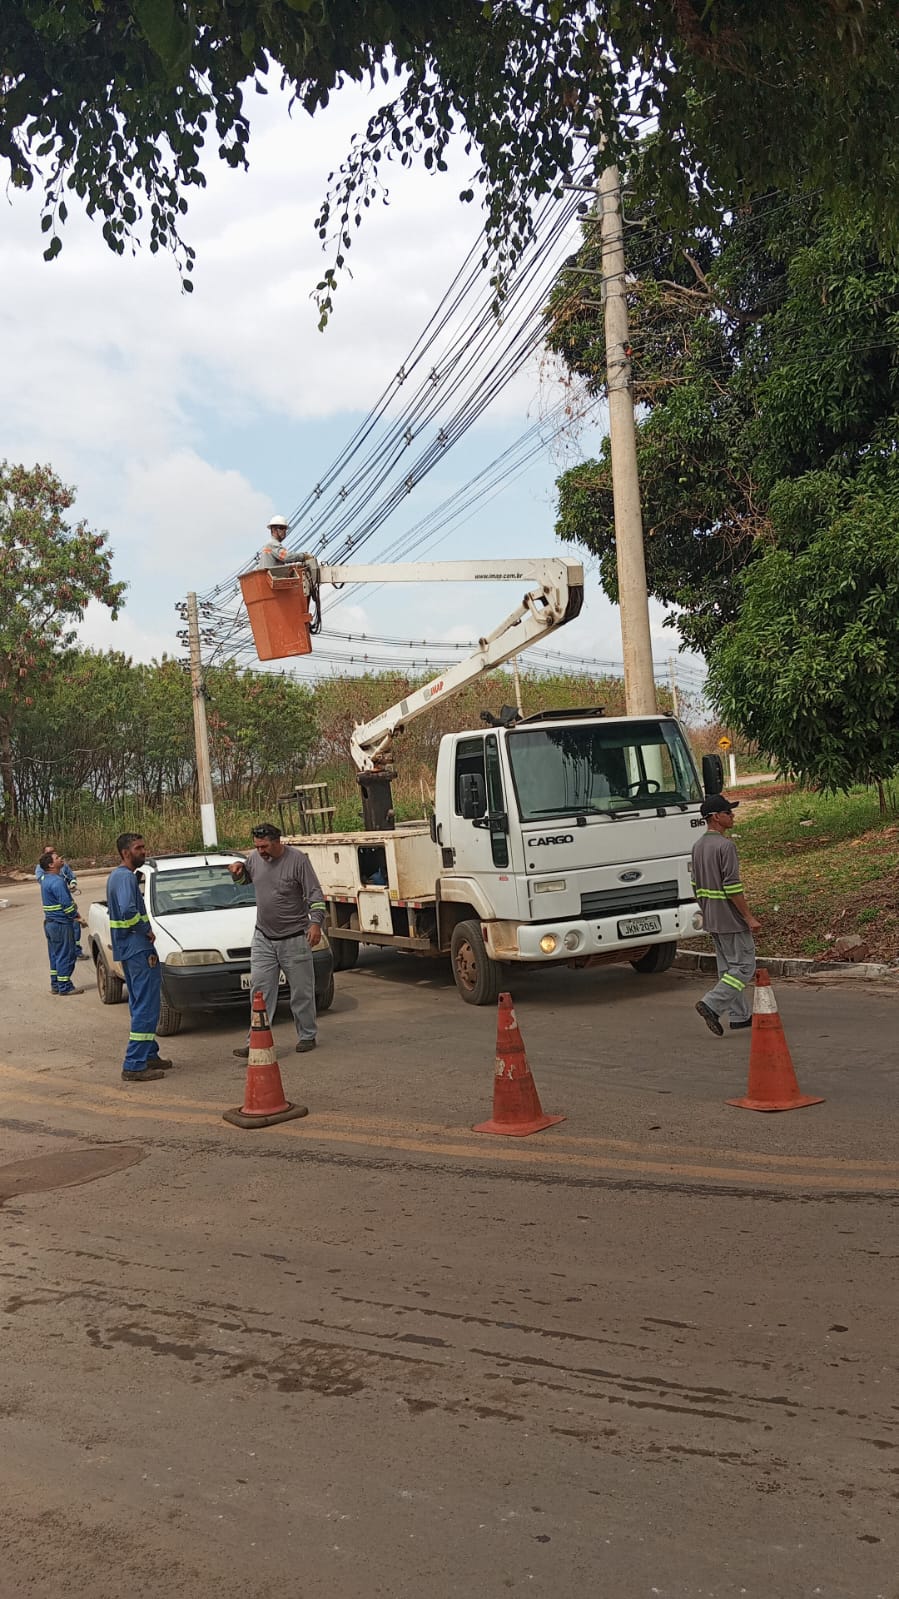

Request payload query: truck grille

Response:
[581,880,679,918]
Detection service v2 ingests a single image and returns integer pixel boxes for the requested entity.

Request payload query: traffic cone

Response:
[726,967,825,1113]
[223,991,309,1129]
[473,992,565,1137]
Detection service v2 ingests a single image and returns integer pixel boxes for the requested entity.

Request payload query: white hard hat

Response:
[268,514,289,529]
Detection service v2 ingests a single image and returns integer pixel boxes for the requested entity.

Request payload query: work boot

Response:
[121,1067,167,1083]
[232,1047,250,1060]
[695,1000,724,1038]
[729,1018,753,1031]
[295,1038,317,1054]
[58,986,85,997]
[148,1057,175,1068]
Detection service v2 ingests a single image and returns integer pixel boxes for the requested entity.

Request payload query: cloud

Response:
[77,602,180,664]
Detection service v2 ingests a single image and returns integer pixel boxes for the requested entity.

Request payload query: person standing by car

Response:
[691,795,761,1036]
[36,844,88,960]
[39,850,86,996]
[106,833,175,1082]
[230,823,327,1057]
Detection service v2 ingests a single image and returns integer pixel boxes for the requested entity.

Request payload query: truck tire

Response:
[316,971,335,1013]
[630,940,678,975]
[450,920,501,1007]
[156,998,183,1036]
[332,937,359,972]
[95,948,125,1005]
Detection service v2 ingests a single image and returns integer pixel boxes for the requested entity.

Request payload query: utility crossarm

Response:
[297,555,584,771]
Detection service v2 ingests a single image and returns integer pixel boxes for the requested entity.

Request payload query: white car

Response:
[87,852,335,1035]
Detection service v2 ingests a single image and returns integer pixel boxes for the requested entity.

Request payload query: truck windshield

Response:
[151,865,257,916]
[507,720,702,820]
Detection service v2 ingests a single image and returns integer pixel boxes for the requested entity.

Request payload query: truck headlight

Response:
[534,879,566,894]
[166,950,224,966]
[539,933,558,954]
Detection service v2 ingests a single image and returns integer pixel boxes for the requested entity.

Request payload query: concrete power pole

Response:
[598,164,657,716]
[187,591,218,848]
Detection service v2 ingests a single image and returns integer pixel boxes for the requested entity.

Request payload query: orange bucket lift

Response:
[238,567,313,661]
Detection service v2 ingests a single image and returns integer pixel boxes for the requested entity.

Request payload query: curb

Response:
[674,949,895,981]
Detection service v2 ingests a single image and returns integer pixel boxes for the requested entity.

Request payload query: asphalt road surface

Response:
[1,872,897,1599]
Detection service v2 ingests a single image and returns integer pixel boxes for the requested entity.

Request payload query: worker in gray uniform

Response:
[258,514,290,568]
[230,823,327,1057]
[691,794,761,1036]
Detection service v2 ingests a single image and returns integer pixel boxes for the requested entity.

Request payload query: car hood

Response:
[153,905,258,958]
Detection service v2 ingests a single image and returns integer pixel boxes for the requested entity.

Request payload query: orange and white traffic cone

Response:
[473,992,565,1137]
[223,991,309,1129]
[726,967,824,1113]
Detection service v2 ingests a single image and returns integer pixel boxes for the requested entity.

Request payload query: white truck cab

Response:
[297,709,704,1003]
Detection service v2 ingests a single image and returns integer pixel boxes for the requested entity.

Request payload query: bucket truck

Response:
[239,556,705,1004]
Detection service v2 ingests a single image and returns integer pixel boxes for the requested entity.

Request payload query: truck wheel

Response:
[332,938,359,972]
[316,971,335,1013]
[450,920,501,1007]
[631,940,678,975]
[156,999,183,1036]
[95,950,125,1005]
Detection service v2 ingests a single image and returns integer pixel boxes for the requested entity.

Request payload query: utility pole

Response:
[186,591,218,848]
[668,655,679,718]
[598,163,657,716]
[511,653,524,716]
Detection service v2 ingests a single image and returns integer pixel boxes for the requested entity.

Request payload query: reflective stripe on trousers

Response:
[121,950,162,1072]
[701,930,757,1024]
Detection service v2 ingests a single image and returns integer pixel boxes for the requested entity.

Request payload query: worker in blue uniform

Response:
[106,832,175,1083]
[36,844,87,959]
[39,850,86,995]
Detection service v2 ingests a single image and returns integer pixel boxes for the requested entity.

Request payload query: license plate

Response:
[240,972,287,989]
[617,914,662,938]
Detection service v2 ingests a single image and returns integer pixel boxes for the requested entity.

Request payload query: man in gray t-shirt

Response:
[230,823,327,1057]
[691,794,761,1036]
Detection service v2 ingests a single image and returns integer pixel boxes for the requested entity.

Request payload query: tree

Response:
[0,464,125,851]
[2,3,897,310]
[548,186,899,644]
[707,455,899,793]
[547,174,899,786]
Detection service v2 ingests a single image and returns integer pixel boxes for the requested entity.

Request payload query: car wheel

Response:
[450,920,501,1006]
[316,971,335,1013]
[95,949,125,1005]
[156,998,183,1036]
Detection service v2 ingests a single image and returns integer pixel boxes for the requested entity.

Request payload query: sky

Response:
[0,75,705,701]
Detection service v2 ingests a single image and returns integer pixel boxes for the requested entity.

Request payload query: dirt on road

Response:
[1,874,897,1599]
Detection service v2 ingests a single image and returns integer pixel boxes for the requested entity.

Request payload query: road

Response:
[1,873,897,1599]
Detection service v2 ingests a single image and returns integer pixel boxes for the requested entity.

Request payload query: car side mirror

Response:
[459,772,487,820]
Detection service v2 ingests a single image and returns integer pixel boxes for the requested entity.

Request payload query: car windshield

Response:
[151,865,257,916]
[507,720,702,821]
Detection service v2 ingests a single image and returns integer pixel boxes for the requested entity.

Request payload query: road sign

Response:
[718,736,732,752]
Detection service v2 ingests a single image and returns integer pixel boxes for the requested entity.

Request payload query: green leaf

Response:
[130,0,191,78]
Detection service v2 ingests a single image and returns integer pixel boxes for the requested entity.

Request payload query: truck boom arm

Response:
[300,556,584,771]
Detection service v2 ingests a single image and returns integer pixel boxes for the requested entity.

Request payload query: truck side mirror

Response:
[459,772,487,820]
[702,754,724,796]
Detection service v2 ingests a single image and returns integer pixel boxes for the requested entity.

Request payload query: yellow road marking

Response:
[1,1082,897,1193]
[0,1061,897,1174]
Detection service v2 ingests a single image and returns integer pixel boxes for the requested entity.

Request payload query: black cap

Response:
[699,795,739,817]
[251,822,282,840]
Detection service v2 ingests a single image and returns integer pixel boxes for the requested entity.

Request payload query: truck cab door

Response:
[444,733,512,885]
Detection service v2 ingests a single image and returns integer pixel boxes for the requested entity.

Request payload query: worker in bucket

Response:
[691,795,762,1036]
[258,514,290,569]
